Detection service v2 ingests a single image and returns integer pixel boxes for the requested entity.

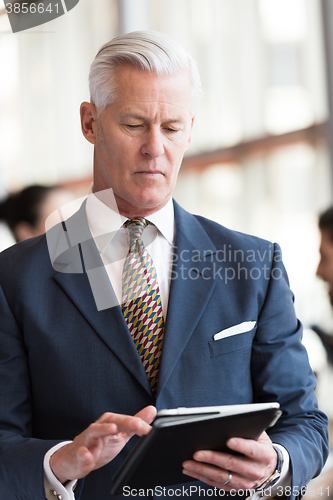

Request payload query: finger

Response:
[95,412,121,423]
[96,407,156,433]
[97,412,153,437]
[134,405,157,425]
[257,431,272,444]
[82,422,120,440]
[226,436,278,484]
[226,433,273,460]
[188,449,267,484]
[109,406,156,436]
[226,436,277,474]
[227,438,258,458]
[182,465,240,491]
[183,459,230,482]
[190,450,241,472]
[183,468,228,490]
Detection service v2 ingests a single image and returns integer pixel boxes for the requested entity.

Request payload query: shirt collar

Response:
[145,199,174,247]
[86,188,175,254]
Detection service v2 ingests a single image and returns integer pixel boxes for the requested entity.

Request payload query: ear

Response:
[80,102,98,145]
[14,222,37,242]
[185,117,195,152]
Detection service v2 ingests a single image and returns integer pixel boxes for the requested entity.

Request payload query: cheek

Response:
[320,262,333,282]
[115,140,142,165]
[167,141,188,164]
[327,264,333,279]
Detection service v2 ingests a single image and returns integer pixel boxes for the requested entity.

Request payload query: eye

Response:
[165,127,179,133]
[125,124,141,129]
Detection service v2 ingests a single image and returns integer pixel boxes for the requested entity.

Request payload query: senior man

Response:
[0,31,328,500]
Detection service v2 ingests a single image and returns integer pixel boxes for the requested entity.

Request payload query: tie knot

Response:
[125,218,149,249]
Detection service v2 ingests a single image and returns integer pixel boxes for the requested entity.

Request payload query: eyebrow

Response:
[119,112,186,125]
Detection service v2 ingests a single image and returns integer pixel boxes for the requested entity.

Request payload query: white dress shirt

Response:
[43,192,290,500]
[85,192,175,317]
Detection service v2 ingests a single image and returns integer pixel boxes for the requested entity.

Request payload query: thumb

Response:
[257,431,273,445]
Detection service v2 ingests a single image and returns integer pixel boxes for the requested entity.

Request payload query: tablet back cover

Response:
[111,407,280,494]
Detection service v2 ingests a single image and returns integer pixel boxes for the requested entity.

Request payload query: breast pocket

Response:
[208,328,256,358]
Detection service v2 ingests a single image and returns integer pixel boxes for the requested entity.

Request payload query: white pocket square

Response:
[213,321,256,341]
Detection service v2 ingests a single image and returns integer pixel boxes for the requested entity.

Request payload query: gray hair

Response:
[89,30,202,115]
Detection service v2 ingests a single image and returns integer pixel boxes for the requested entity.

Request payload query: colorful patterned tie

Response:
[122,219,164,396]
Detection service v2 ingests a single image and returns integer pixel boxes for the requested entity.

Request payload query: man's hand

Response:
[182,431,277,491]
[49,405,157,484]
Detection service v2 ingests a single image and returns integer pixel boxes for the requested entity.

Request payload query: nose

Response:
[141,128,164,158]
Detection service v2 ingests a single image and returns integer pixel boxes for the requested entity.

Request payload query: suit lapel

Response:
[157,202,218,396]
[50,204,152,395]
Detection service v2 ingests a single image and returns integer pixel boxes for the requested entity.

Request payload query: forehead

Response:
[111,65,192,115]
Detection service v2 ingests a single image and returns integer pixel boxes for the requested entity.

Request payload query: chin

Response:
[134,190,169,208]
[329,292,333,308]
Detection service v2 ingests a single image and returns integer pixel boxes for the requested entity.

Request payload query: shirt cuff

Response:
[44,441,78,500]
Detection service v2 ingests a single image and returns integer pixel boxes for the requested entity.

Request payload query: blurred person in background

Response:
[302,207,333,500]
[313,207,333,363]
[317,207,333,307]
[0,184,74,244]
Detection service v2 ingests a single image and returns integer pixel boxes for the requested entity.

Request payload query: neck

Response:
[92,186,171,219]
[117,200,170,219]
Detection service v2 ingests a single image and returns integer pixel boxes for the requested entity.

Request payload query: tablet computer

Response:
[111,402,281,494]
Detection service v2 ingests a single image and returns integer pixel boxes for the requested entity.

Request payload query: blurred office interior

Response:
[1,0,333,417]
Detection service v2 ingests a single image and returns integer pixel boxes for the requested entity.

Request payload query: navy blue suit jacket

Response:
[0,200,328,499]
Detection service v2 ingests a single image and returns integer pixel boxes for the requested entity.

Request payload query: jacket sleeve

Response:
[0,283,62,498]
[0,282,88,499]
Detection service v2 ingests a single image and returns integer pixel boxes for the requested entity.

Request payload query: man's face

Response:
[82,65,194,217]
[317,229,333,306]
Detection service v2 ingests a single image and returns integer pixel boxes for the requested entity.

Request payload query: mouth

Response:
[135,170,164,177]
